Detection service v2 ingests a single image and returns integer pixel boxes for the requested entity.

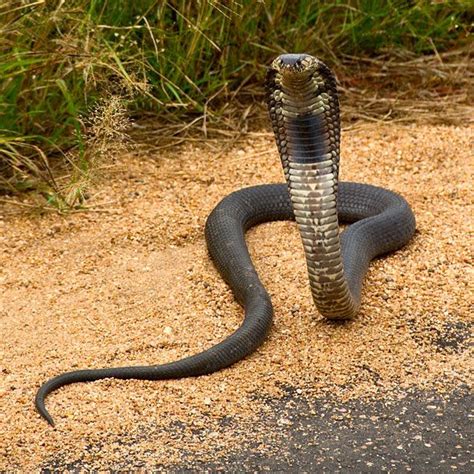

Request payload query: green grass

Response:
[0,0,471,206]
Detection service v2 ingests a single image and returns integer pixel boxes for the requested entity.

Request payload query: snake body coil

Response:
[35,54,415,426]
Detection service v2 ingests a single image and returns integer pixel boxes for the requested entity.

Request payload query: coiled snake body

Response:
[36,54,416,426]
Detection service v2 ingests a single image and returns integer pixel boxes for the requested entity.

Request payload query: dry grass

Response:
[339,48,473,124]
[1,44,471,215]
[0,95,131,212]
[60,96,131,209]
[129,46,473,161]
[1,1,471,207]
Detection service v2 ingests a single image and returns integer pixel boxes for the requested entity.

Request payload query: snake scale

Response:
[35,54,416,426]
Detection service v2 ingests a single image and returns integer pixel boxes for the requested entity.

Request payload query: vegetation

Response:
[0,0,471,208]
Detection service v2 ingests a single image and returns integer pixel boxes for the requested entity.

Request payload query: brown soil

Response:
[0,123,472,469]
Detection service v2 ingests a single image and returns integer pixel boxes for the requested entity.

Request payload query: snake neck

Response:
[267,54,358,319]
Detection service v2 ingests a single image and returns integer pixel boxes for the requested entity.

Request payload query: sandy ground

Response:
[0,123,472,470]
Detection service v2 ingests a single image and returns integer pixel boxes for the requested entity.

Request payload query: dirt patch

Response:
[0,124,472,469]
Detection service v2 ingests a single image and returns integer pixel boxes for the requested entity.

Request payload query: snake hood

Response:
[268,53,364,318]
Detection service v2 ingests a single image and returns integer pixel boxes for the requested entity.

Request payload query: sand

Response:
[0,123,472,469]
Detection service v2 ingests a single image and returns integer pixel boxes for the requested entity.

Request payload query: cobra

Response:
[35,54,415,426]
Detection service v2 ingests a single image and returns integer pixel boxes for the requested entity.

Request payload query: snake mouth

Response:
[271,53,319,76]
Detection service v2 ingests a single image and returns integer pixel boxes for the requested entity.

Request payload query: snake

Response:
[35,54,416,426]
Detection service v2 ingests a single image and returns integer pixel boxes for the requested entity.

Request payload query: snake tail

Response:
[34,185,293,426]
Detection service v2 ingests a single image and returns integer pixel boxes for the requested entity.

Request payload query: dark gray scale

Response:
[285,114,332,163]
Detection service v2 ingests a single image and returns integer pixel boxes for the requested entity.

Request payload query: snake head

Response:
[271,54,320,77]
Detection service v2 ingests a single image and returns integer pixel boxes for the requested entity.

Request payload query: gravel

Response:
[0,123,472,470]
